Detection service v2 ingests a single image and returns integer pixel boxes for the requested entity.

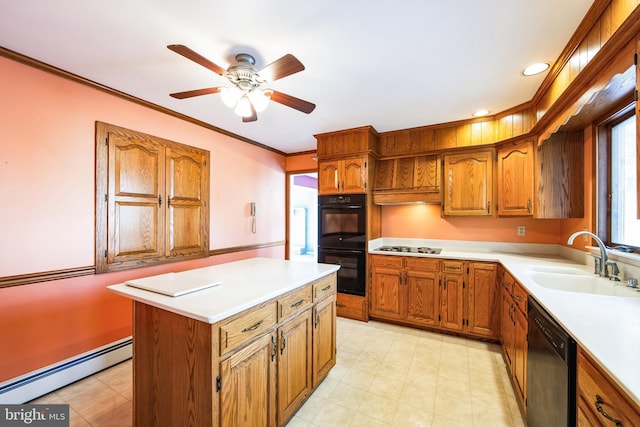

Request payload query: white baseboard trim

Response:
[0,337,132,404]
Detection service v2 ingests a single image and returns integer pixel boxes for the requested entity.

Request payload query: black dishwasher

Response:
[527,297,577,427]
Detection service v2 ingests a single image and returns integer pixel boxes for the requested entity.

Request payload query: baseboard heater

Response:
[0,337,132,404]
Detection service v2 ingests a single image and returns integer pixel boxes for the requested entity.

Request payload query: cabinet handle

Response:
[513,295,522,302]
[271,335,277,361]
[527,198,531,213]
[315,310,320,328]
[158,194,162,207]
[321,284,331,292]
[290,299,305,308]
[595,395,623,427]
[280,330,286,355]
[241,320,263,333]
[487,201,491,214]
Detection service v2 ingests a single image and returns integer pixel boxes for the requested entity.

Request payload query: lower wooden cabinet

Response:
[220,332,277,427]
[577,346,640,426]
[277,309,313,424]
[369,255,499,339]
[500,270,527,411]
[313,295,337,386]
[335,292,368,321]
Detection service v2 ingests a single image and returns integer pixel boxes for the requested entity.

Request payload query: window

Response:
[95,122,210,273]
[597,108,638,250]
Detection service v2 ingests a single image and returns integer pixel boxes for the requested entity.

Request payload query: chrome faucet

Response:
[567,231,610,278]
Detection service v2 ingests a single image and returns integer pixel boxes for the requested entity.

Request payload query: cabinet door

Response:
[501,291,515,368]
[406,270,439,327]
[220,332,277,427]
[165,145,208,257]
[467,263,499,338]
[278,309,313,425]
[440,273,464,331]
[342,157,367,193]
[443,150,494,216]
[318,160,341,194]
[497,140,534,216]
[313,296,336,387]
[370,266,404,320]
[513,306,527,406]
[108,133,165,264]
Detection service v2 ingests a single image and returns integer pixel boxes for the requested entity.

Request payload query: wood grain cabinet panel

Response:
[318,156,368,194]
[577,346,640,427]
[313,295,336,387]
[497,139,534,216]
[372,155,441,204]
[442,149,494,216]
[467,262,499,338]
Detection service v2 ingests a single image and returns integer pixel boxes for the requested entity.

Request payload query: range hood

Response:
[372,189,441,205]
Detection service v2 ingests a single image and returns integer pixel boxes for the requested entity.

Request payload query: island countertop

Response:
[108,257,340,324]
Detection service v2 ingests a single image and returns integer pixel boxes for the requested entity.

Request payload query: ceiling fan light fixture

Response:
[249,89,271,112]
[234,95,254,117]
[220,86,242,108]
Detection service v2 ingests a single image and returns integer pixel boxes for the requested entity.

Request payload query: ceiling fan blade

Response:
[270,91,316,114]
[260,54,305,82]
[167,44,226,76]
[242,103,258,122]
[169,87,222,99]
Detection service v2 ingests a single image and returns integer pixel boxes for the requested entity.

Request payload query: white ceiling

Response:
[0,0,594,154]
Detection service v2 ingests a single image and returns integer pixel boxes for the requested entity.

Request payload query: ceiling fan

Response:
[167,44,316,122]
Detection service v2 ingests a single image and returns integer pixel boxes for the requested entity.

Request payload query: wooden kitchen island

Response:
[108,257,339,427]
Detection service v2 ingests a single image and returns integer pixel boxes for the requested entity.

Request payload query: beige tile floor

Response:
[30,318,526,427]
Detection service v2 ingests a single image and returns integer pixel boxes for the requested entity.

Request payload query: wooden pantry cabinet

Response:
[577,346,640,427]
[132,272,337,427]
[369,255,499,339]
[500,269,528,411]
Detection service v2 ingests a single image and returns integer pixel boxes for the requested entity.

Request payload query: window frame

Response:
[595,101,638,251]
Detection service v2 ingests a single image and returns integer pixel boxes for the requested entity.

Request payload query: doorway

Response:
[288,172,317,262]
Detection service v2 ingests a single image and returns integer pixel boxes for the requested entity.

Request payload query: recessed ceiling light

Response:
[522,62,550,76]
[473,109,490,117]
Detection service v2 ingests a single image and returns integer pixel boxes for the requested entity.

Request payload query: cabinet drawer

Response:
[577,348,640,426]
[405,257,440,272]
[313,274,336,301]
[512,281,528,315]
[442,260,465,273]
[219,302,277,355]
[336,293,367,321]
[279,286,313,320]
[370,254,404,268]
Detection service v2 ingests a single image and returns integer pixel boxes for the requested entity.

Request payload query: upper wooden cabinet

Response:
[315,126,379,158]
[536,131,584,218]
[497,139,535,216]
[96,122,209,273]
[442,149,494,216]
[318,156,369,194]
[372,155,441,204]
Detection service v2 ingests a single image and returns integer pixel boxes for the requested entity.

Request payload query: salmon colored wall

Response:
[0,56,286,383]
[285,152,318,171]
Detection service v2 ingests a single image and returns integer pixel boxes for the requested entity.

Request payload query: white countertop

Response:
[369,238,640,407]
[108,257,340,324]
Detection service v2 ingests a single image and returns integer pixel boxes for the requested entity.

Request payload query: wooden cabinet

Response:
[440,260,465,332]
[442,149,494,216]
[497,139,534,216]
[131,271,337,427]
[96,122,210,273]
[577,346,640,426]
[277,309,312,424]
[372,155,441,204]
[500,269,528,411]
[335,292,368,321]
[370,255,498,339]
[318,156,368,194]
[220,332,277,427]
[536,130,584,218]
[466,262,499,338]
[313,295,336,386]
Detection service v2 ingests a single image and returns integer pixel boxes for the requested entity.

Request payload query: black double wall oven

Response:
[318,194,366,296]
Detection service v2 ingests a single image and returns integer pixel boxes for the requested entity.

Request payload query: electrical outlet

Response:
[517,225,526,236]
